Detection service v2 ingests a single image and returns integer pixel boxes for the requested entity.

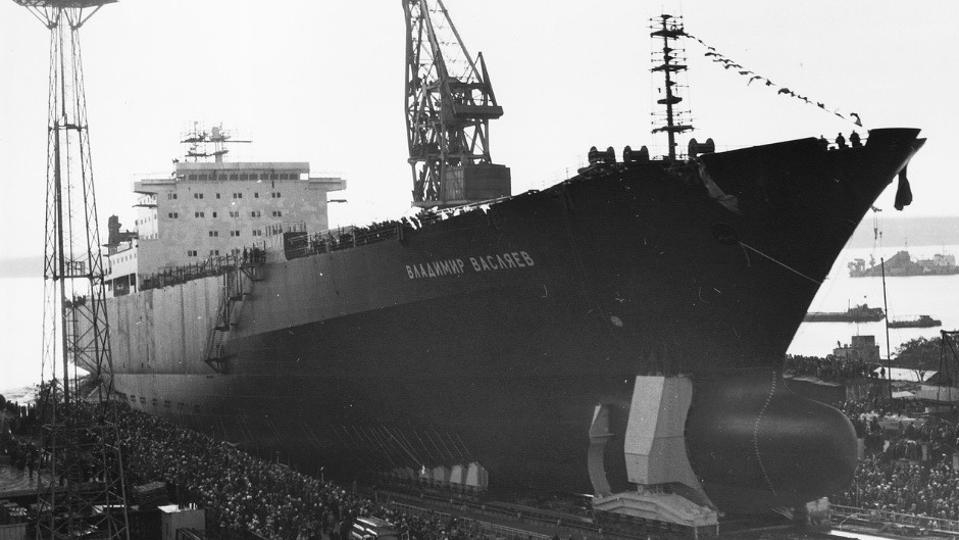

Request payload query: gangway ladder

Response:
[203,258,264,373]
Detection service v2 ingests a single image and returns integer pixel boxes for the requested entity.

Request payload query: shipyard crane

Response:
[402,0,510,206]
[9,0,130,538]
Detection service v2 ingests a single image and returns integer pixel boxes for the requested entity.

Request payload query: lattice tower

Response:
[10,1,131,538]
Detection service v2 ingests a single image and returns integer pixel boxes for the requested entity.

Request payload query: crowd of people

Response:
[303,220,404,258]
[0,397,40,481]
[16,379,959,535]
[783,354,878,382]
[0,435,40,482]
[833,396,959,528]
[840,457,959,524]
[3,397,484,540]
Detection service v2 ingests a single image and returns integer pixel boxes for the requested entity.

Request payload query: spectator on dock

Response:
[70,403,449,540]
[783,354,876,382]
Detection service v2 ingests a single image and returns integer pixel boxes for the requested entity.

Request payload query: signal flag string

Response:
[684,33,863,128]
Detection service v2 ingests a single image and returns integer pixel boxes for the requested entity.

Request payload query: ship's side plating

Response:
[107,129,922,508]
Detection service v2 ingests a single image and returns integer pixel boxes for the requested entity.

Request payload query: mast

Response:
[650,14,694,161]
[180,122,251,163]
[881,257,892,391]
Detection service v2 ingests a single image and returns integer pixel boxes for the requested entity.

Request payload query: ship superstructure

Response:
[105,156,345,297]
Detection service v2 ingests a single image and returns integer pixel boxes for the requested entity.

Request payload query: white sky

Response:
[1,0,957,259]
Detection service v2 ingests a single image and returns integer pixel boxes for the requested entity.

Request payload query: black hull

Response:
[107,129,922,512]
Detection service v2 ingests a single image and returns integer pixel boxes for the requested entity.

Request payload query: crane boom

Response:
[402,0,510,207]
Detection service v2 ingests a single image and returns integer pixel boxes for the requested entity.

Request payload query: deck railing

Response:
[139,250,265,292]
[291,221,404,259]
[135,201,502,289]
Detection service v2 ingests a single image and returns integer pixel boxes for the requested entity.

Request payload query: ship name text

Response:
[406,251,535,280]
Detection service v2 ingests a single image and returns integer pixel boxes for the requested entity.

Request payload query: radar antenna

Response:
[402,0,510,207]
[9,0,131,538]
[650,14,694,161]
[180,122,251,163]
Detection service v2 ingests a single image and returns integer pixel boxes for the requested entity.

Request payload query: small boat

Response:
[887,315,942,328]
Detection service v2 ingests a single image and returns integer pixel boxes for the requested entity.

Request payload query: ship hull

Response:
[105,129,922,511]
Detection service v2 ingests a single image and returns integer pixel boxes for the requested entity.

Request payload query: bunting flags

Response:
[685,34,863,127]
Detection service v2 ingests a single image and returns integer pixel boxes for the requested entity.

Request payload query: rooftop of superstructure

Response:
[174,161,310,173]
[133,160,346,194]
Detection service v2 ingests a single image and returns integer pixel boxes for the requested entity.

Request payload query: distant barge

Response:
[887,315,942,328]
[803,304,885,323]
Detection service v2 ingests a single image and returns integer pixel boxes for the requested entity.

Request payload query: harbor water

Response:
[789,243,959,358]
[1,244,957,399]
